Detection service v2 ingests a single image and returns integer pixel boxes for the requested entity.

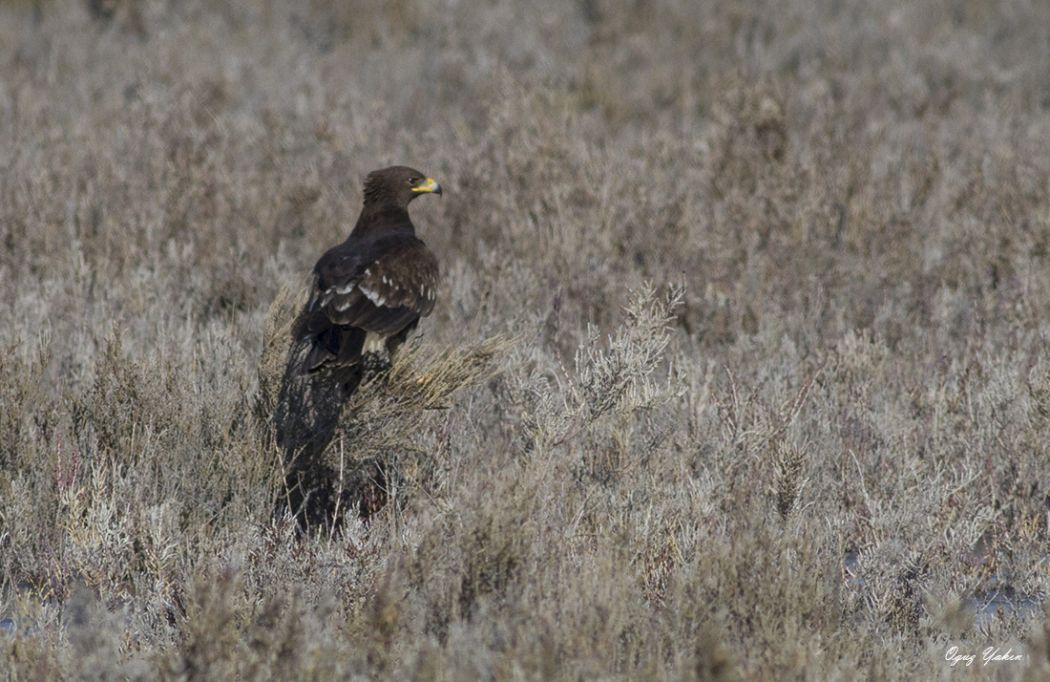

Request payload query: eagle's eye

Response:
[408,177,421,186]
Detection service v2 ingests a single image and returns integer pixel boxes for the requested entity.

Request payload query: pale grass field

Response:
[2,1,1050,679]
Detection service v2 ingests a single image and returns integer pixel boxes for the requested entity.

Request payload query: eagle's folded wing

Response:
[311,240,439,336]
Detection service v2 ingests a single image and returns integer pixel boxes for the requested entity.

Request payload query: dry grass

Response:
[2,0,1050,679]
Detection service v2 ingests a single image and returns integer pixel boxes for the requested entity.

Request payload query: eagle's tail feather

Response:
[275,327,366,530]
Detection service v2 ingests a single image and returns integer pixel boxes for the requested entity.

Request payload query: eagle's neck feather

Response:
[351,204,415,237]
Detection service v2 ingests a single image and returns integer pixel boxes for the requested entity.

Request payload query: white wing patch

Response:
[319,276,390,311]
[319,282,354,310]
[358,284,386,307]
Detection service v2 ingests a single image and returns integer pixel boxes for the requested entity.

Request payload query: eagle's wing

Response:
[311,237,439,336]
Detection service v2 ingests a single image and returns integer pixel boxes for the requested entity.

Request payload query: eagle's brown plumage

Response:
[298,166,441,372]
[274,165,442,529]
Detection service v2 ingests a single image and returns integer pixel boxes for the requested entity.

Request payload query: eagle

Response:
[297,166,442,373]
[274,165,442,528]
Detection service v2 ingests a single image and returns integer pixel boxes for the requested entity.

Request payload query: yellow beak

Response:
[411,177,442,195]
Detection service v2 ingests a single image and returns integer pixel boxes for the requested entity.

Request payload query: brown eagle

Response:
[274,165,442,528]
[297,166,442,373]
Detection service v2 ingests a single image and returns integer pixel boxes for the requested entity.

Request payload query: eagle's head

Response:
[363,166,442,209]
